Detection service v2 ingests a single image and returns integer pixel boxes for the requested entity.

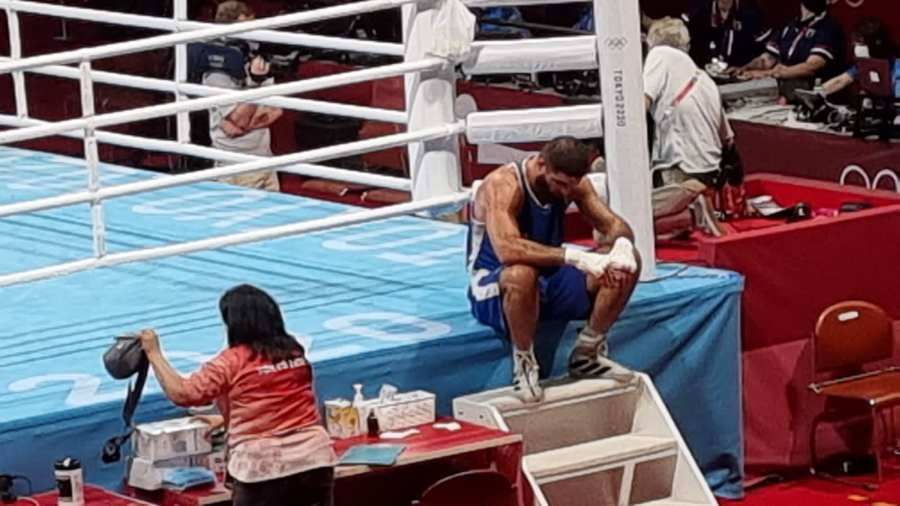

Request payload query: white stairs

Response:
[453,374,716,506]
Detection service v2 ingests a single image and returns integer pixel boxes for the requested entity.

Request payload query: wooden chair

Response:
[809,301,900,488]
[414,470,517,506]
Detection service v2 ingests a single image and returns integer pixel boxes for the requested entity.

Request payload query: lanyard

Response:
[787,13,825,61]
[670,73,701,110]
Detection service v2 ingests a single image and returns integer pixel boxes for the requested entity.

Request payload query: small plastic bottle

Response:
[367,409,380,438]
[352,384,366,435]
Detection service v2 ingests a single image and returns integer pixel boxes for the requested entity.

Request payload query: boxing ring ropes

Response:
[0,0,655,288]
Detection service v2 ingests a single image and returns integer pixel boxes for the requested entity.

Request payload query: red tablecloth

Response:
[733,120,899,191]
[13,485,155,506]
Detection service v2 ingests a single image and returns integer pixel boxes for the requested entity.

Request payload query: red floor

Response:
[721,473,900,505]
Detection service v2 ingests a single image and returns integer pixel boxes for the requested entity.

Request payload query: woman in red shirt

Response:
[139,284,336,506]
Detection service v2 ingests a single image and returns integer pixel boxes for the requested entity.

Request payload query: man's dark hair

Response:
[219,284,303,362]
[855,17,892,59]
[541,136,590,178]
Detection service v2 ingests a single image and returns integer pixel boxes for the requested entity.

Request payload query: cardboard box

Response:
[133,417,213,462]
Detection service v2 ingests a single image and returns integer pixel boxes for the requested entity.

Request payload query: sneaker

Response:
[568,331,638,384]
[513,349,543,403]
[689,195,725,237]
[568,343,612,379]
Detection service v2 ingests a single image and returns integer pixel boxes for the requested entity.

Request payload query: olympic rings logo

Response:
[605,37,628,50]
[839,164,899,193]
[828,0,865,8]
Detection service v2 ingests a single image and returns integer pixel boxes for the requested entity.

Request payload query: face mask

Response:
[854,44,871,59]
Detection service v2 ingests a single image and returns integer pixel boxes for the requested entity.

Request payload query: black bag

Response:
[716,142,744,189]
[101,336,149,463]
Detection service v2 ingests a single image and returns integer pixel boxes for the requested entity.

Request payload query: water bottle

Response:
[55,457,84,506]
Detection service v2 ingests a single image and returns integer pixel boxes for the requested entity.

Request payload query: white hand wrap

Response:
[564,248,611,277]
[608,237,637,273]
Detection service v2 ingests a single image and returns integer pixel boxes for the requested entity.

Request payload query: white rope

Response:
[79,60,107,258]
[0,0,417,74]
[0,122,461,218]
[466,104,604,144]
[462,0,587,6]
[0,56,408,124]
[0,58,443,145]
[465,37,597,75]
[0,0,404,56]
[0,114,412,190]
[0,191,470,288]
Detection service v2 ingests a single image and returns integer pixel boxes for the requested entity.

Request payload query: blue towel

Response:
[162,467,216,491]
[337,444,406,466]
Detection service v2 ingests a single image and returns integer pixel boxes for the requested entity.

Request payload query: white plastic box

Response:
[127,447,226,491]
[127,455,191,490]
[133,417,213,462]
[371,390,436,431]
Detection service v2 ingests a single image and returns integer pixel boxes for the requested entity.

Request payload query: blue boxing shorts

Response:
[467,265,592,336]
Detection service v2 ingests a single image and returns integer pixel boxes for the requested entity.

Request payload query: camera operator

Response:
[204,1,283,192]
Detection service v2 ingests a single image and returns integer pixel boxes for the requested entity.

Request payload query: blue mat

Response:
[0,147,744,498]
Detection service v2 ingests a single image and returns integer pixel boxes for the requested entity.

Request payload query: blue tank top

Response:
[467,158,568,274]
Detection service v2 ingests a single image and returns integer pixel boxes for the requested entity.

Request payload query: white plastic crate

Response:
[133,417,212,462]
[368,390,435,432]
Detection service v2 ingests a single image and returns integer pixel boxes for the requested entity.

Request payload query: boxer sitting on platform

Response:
[466,136,640,403]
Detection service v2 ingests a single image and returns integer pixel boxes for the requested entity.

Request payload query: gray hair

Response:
[646,17,691,52]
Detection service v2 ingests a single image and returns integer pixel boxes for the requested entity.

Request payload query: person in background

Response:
[820,18,898,99]
[138,284,335,506]
[735,0,844,86]
[205,1,283,192]
[643,18,733,238]
[682,0,769,68]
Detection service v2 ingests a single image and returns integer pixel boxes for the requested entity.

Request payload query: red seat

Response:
[809,301,899,488]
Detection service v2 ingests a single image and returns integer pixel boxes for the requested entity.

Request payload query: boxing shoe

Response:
[513,347,544,403]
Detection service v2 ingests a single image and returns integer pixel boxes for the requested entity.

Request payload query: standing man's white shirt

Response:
[643,45,732,175]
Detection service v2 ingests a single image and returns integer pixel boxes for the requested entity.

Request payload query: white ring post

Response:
[173,0,190,144]
[78,60,107,258]
[594,0,655,279]
[402,2,462,203]
[5,8,28,118]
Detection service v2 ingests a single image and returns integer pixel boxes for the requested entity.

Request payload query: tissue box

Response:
[133,417,213,461]
[369,390,435,431]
